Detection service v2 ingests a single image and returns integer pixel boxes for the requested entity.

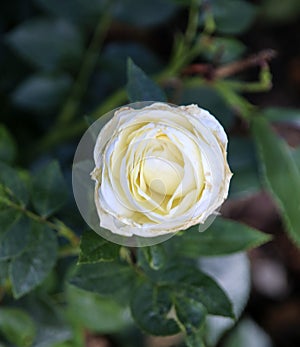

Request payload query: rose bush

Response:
[91,102,232,237]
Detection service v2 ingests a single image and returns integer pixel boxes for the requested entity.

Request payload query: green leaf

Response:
[24,297,72,347]
[174,295,206,333]
[0,215,31,261]
[0,308,36,347]
[170,218,271,257]
[292,147,300,172]
[181,86,234,129]
[10,223,58,298]
[33,326,71,347]
[12,74,72,114]
[31,161,68,217]
[0,125,17,164]
[228,137,261,198]
[100,42,162,88]
[0,162,28,206]
[0,260,9,285]
[67,285,131,333]
[0,208,22,236]
[70,262,135,301]
[262,107,300,124]
[202,37,246,64]
[185,331,206,347]
[142,244,166,270]
[78,230,120,264]
[207,0,257,34]
[113,0,178,28]
[158,263,234,318]
[252,117,300,245]
[126,58,166,102]
[34,0,106,27]
[138,251,234,318]
[130,281,180,336]
[6,18,83,72]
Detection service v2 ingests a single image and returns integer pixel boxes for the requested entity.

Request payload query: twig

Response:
[215,49,277,79]
[183,49,277,79]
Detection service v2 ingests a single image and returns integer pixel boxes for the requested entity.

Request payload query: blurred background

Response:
[0,0,300,346]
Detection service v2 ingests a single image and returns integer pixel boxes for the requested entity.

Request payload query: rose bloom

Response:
[91,103,232,237]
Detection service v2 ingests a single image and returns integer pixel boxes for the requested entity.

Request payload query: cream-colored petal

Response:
[92,102,232,238]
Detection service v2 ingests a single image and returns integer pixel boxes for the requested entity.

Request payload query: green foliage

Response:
[292,147,300,171]
[31,161,68,217]
[174,295,207,333]
[0,162,28,206]
[0,260,9,285]
[228,137,261,198]
[0,160,65,300]
[252,117,300,246]
[67,285,131,333]
[154,263,234,318]
[204,0,257,34]
[127,59,167,102]
[137,253,234,316]
[27,298,72,347]
[170,218,271,257]
[6,18,83,72]
[0,126,17,164]
[10,223,58,298]
[185,332,206,347]
[141,244,166,270]
[12,74,72,114]
[0,215,31,260]
[262,107,300,124]
[0,308,36,347]
[130,281,180,336]
[71,235,236,342]
[113,0,178,28]
[78,230,120,264]
[70,262,135,301]
[181,86,234,129]
[33,0,107,27]
[202,37,246,64]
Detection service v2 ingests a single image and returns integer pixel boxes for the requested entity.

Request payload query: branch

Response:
[215,49,277,79]
[183,49,277,79]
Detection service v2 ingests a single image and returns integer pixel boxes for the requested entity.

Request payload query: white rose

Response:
[91,102,232,237]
